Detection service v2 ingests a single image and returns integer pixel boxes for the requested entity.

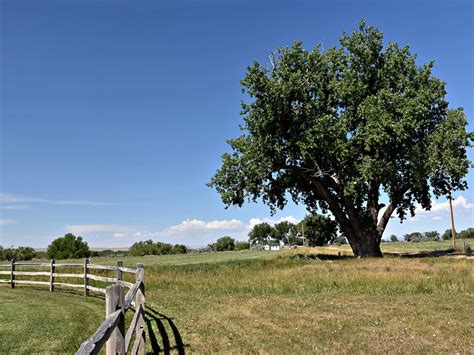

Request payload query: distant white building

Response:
[264,242,281,251]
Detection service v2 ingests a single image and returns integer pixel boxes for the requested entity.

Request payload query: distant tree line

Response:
[208,236,250,252]
[206,214,345,252]
[387,227,474,243]
[248,214,343,248]
[0,246,37,261]
[128,240,187,256]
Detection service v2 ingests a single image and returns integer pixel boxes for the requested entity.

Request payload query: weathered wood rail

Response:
[0,260,146,354]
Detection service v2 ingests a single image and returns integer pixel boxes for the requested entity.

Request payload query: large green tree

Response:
[248,222,273,246]
[209,21,472,257]
[47,233,90,259]
[299,214,338,247]
[271,221,297,246]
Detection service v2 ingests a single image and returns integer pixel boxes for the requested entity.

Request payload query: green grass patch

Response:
[0,241,472,353]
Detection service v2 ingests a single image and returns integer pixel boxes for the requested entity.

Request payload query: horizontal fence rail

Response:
[0,259,145,355]
[0,259,136,294]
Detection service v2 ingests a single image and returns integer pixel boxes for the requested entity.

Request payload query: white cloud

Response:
[113,233,127,238]
[248,216,299,229]
[0,219,17,225]
[162,219,244,236]
[0,193,120,206]
[66,224,132,235]
[416,195,474,214]
[379,195,474,222]
[0,205,29,210]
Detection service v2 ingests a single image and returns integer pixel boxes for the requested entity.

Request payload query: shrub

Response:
[209,236,236,252]
[235,241,250,251]
[47,234,91,259]
[459,228,474,239]
[0,246,37,261]
[171,244,187,254]
[129,240,187,256]
[463,242,472,255]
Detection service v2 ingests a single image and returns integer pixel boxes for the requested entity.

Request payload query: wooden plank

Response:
[13,280,50,286]
[75,310,123,355]
[49,259,55,292]
[84,258,89,297]
[87,274,117,283]
[117,266,137,274]
[0,271,11,275]
[116,261,123,285]
[88,264,116,271]
[54,282,83,289]
[124,281,141,310]
[106,285,125,355]
[12,271,50,276]
[86,285,106,294]
[14,262,50,266]
[53,273,83,278]
[0,279,10,283]
[55,263,84,267]
[10,260,14,289]
[119,280,134,289]
[130,327,145,355]
[125,305,143,351]
[135,265,145,354]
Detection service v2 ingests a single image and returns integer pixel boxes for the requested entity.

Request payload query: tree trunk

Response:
[349,235,382,257]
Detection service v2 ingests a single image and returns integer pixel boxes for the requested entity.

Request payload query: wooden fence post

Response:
[135,264,145,354]
[83,258,89,297]
[49,259,55,292]
[106,284,125,355]
[10,260,15,289]
[116,260,123,285]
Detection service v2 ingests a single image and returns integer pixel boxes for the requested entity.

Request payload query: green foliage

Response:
[172,244,188,254]
[208,19,472,256]
[442,229,455,240]
[463,242,472,254]
[248,223,273,245]
[333,235,348,245]
[424,231,440,241]
[459,228,474,239]
[47,234,90,260]
[272,221,297,246]
[235,241,250,250]
[129,240,187,256]
[299,214,338,246]
[90,249,129,258]
[404,231,440,242]
[389,234,398,242]
[209,236,236,251]
[0,246,37,261]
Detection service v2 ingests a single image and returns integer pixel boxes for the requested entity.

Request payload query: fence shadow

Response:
[144,306,187,355]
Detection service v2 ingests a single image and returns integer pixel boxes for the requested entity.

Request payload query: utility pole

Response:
[449,194,457,249]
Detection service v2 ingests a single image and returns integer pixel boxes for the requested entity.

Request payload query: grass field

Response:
[0,241,472,353]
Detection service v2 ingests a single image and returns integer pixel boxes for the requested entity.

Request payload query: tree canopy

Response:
[209,20,472,257]
[47,233,91,260]
[299,214,338,246]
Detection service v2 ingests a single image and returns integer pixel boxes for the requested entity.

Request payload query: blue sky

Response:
[1,0,473,248]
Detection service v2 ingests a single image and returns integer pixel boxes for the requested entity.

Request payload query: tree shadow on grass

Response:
[144,306,187,355]
[291,253,354,261]
[386,249,471,258]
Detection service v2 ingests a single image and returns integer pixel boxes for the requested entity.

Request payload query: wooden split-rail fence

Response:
[0,259,146,355]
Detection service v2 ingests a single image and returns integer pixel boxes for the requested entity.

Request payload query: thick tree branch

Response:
[376,189,407,235]
[367,180,380,224]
